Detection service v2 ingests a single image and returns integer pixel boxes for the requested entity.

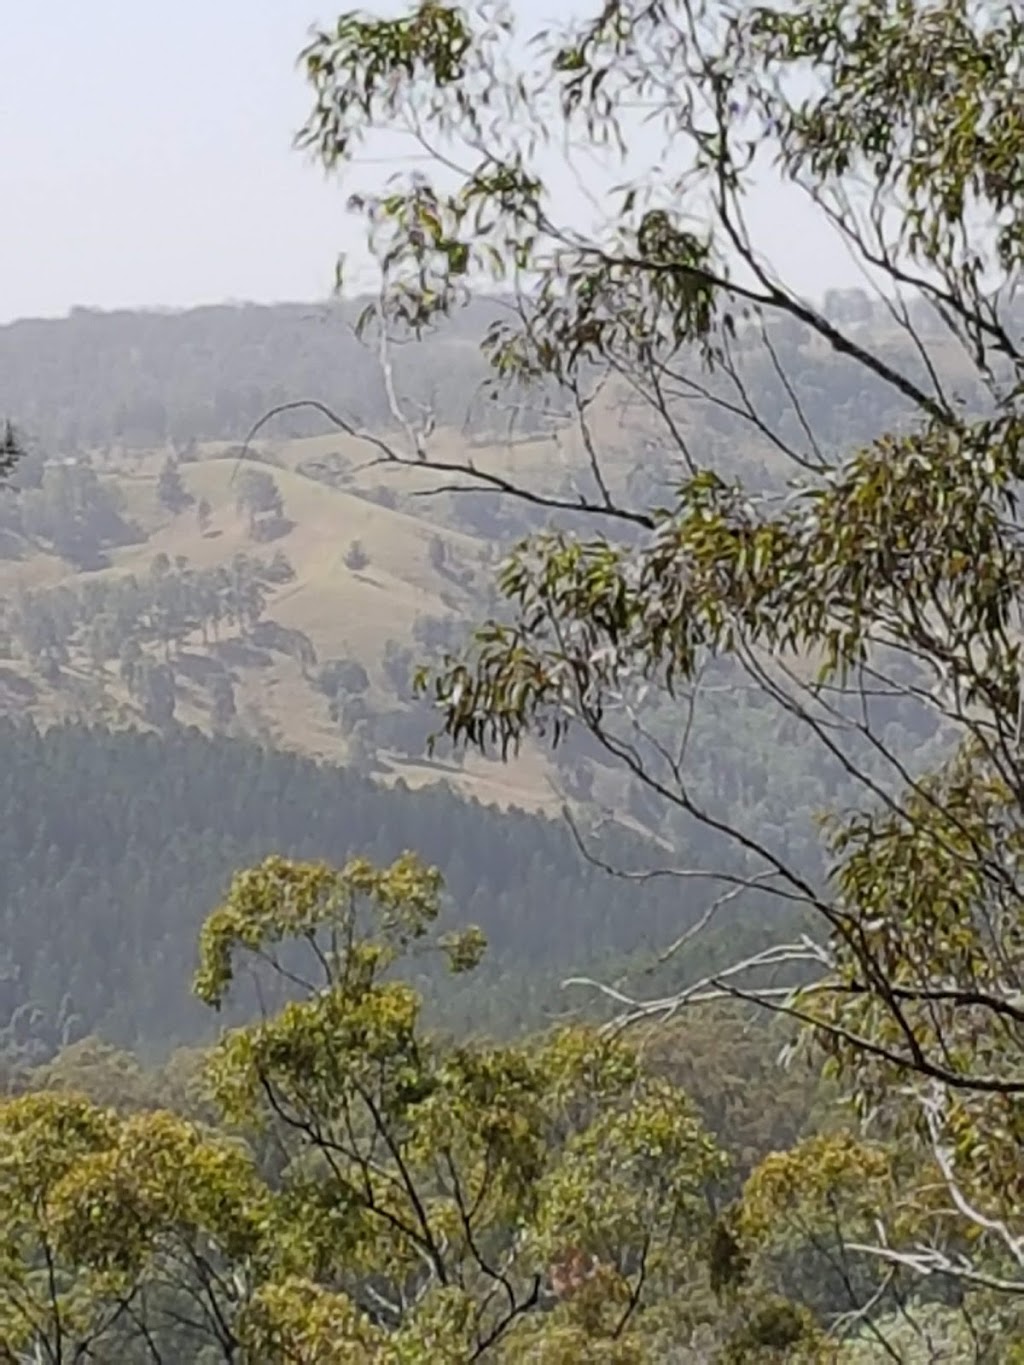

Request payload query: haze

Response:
[3,0,860,324]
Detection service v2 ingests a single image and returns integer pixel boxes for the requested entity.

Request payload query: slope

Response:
[0,451,563,812]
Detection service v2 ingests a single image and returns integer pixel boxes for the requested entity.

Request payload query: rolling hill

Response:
[0,441,570,813]
[0,293,983,822]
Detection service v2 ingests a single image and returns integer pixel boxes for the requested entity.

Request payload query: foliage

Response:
[838,1301,1024,1363]
[0,855,745,1361]
[235,466,284,536]
[0,420,22,479]
[5,0,1024,1348]
[3,287,1000,469]
[344,538,369,572]
[2,549,298,693]
[0,719,758,1059]
[294,0,1024,1321]
[0,457,137,567]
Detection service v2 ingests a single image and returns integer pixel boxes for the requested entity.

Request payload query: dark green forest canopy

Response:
[0,719,784,1059]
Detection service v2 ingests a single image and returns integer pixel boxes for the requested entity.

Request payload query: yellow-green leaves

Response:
[0,1095,120,1354]
[740,1133,893,1249]
[238,1277,389,1363]
[50,1109,271,1275]
[438,923,487,973]
[206,980,427,1132]
[536,1077,725,1267]
[746,0,1024,282]
[0,1090,118,1198]
[195,851,453,1008]
[299,4,474,166]
[1,850,745,1357]
[0,1092,274,1362]
[188,856,731,1355]
[427,412,1024,762]
[286,0,1024,1334]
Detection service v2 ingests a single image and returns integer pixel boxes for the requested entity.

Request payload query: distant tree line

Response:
[0,449,139,568]
[1,293,1001,464]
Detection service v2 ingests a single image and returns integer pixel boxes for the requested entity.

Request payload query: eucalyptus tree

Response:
[0,855,746,1362]
[278,0,1024,1308]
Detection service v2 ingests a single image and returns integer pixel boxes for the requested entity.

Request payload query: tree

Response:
[235,467,283,537]
[209,671,237,731]
[344,538,369,572]
[0,720,745,1057]
[317,656,370,699]
[0,855,752,1361]
[156,455,193,514]
[118,637,143,694]
[225,554,266,636]
[194,855,731,1359]
[0,1090,272,1362]
[136,659,176,728]
[263,548,295,583]
[85,614,118,675]
[294,0,1024,1310]
[0,419,22,478]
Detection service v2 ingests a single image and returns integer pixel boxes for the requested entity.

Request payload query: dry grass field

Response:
[0,438,574,812]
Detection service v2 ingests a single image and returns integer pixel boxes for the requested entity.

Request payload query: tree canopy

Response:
[0,854,835,1363]
[288,0,1024,1317]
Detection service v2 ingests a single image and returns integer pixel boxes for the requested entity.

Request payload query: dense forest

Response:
[0,719,776,1058]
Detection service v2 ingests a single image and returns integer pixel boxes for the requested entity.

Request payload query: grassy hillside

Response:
[0,444,567,812]
[2,294,979,820]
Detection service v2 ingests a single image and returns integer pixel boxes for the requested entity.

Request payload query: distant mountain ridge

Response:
[0,298,505,455]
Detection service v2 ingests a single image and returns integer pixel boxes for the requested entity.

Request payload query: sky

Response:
[2,0,861,325]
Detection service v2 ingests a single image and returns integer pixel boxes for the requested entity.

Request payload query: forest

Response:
[0,718,765,1058]
[2,0,1024,1358]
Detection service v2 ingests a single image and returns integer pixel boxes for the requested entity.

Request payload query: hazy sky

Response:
[3,1,858,325]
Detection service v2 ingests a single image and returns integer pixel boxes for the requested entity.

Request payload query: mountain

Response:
[0,442,569,812]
